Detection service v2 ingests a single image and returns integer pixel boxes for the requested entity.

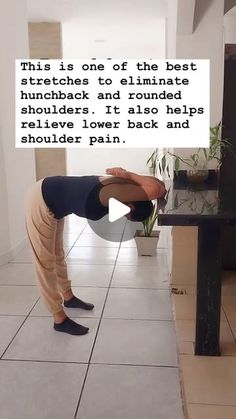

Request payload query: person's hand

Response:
[106,167,127,177]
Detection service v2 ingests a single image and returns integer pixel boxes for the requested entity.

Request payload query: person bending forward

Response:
[25,167,166,335]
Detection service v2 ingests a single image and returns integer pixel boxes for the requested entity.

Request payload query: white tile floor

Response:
[0,215,184,419]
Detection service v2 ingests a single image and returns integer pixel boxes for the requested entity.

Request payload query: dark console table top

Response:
[157,171,236,226]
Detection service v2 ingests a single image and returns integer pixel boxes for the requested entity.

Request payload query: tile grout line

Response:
[64,223,89,257]
[0,358,179,369]
[0,296,41,360]
[221,304,236,343]
[72,224,126,419]
[20,315,175,322]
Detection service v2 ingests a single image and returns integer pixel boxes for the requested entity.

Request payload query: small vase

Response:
[134,230,160,256]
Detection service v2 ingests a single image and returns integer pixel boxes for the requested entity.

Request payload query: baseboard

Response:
[0,237,28,266]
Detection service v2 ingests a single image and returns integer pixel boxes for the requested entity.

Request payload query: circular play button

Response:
[87,211,142,243]
[108,198,131,222]
[87,190,153,243]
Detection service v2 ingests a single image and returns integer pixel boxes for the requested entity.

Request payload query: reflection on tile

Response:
[187,404,236,419]
[66,247,118,265]
[78,364,184,419]
[121,238,137,248]
[117,248,167,266]
[63,233,80,247]
[75,233,120,247]
[229,322,236,342]
[68,264,113,287]
[0,316,25,356]
[3,317,99,363]
[222,296,236,321]
[64,214,87,234]
[181,355,236,405]
[171,266,197,285]
[11,246,33,264]
[172,244,197,268]
[83,222,124,235]
[0,286,39,315]
[178,341,194,355]
[30,287,107,318]
[104,288,172,320]
[121,234,168,249]
[222,271,236,296]
[0,360,86,419]
[173,295,227,321]
[111,265,169,289]
[175,320,236,355]
[0,263,36,285]
[172,227,198,247]
[92,319,177,366]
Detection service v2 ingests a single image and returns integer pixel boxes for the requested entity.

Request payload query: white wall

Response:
[174,0,225,168]
[166,0,178,58]
[0,0,36,262]
[224,13,236,43]
[62,17,166,175]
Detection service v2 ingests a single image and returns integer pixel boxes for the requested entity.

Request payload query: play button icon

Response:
[86,180,150,242]
[108,198,131,222]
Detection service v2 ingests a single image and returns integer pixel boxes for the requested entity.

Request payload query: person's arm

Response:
[106,167,166,196]
[99,167,166,206]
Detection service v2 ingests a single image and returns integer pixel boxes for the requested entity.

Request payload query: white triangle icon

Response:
[108,198,131,222]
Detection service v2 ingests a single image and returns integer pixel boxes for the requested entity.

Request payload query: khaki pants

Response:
[25,179,71,314]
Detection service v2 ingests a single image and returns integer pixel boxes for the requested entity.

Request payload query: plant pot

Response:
[186,169,208,184]
[134,230,160,256]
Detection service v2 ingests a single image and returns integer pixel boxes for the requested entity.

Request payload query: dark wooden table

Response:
[157,173,236,356]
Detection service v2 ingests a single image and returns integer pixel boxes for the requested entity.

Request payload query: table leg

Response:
[195,223,222,356]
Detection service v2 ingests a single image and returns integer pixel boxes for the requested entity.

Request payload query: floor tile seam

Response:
[0,358,88,365]
[9,262,33,265]
[221,305,236,343]
[108,286,171,290]
[89,362,179,368]
[0,284,37,287]
[67,233,84,247]
[186,402,236,407]
[27,315,174,321]
[116,263,169,267]
[66,262,116,265]
[0,314,28,317]
[72,230,125,419]
[110,286,170,290]
[73,245,120,248]
[0,358,179,369]
[65,223,88,237]
[65,264,168,267]
[0,297,40,360]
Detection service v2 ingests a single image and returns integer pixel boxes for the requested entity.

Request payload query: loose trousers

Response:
[25,179,71,314]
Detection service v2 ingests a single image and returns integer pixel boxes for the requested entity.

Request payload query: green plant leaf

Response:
[142,204,158,236]
[174,158,180,173]
[174,194,179,209]
[161,155,166,173]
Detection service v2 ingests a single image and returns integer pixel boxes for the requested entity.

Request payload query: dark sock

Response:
[64,296,94,310]
[54,317,89,335]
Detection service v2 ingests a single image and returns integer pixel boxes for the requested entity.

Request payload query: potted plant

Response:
[134,204,160,256]
[146,123,232,183]
[146,149,158,176]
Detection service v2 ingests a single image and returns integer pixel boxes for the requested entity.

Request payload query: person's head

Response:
[126,201,154,222]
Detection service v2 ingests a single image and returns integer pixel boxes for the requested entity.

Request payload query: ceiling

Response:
[27,0,168,22]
